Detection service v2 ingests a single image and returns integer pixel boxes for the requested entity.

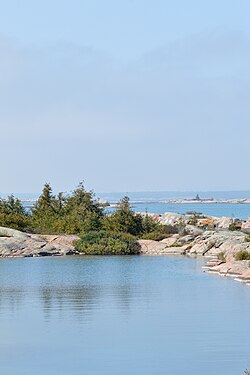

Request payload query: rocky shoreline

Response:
[1,213,250,287]
[138,227,250,286]
[0,226,79,258]
[137,212,250,286]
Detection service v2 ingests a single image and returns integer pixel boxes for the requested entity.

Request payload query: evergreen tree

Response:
[142,211,159,233]
[62,182,103,234]
[31,182,103,234]
[31,183,59,233]
[0,195,31,231]
[104,196,144,236]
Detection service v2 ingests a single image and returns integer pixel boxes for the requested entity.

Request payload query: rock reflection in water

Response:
[0,257,250,375]
[40,286,100,320]
[0,288,24,313]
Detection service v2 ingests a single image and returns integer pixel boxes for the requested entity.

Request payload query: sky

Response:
[0,0,250,194]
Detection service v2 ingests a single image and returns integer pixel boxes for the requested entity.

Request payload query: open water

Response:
[0,256,249,375]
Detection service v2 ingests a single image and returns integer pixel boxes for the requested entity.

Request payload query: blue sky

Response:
[0,0,250,193]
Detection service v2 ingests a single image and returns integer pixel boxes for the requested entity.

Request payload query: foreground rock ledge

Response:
[0,226,79,257]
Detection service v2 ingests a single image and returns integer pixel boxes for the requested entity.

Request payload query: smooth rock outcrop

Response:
[138,239,186,256]
[188,230,247,257]
[0,227,79,257]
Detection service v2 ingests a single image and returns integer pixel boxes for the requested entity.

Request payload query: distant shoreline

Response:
[19,198,250,209]
[161,198,250,204]
[106,198,250,208]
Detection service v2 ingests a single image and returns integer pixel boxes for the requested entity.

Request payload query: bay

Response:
[0,256,249,375]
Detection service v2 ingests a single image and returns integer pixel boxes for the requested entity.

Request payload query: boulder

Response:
[214,217,234,229]
[159,212,189,226]
[242,218,250,233]
[185,225,203,236]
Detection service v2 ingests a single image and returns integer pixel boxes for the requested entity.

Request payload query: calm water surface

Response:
[0,256,249,375]
[101,191,250,220]
[132,202,250,220]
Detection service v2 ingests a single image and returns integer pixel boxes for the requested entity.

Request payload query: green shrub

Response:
[245,235,250,243]
[141,223,180,241]
[217,251,226,262]
[188,217,198,226]
[187,212,204,226]
[141,232,169,241]
[170,243,183,247]
[75,230,140,255]
[229,223,240,231]
[235,250,250,261]
[161,224,179,235]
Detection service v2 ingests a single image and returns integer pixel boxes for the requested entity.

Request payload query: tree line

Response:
[0,182,177,254]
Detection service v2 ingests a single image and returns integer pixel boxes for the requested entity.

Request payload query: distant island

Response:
[104,197,250,209]
[162,198,250,204]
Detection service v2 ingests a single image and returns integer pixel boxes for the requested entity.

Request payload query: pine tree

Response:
[104,196,143,236]
[0,195,31,231]
[62,182,103,234]
[142,211,158,233]
[32,183,58,233]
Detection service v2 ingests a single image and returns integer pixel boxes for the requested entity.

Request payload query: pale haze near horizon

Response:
[0,0,250,194]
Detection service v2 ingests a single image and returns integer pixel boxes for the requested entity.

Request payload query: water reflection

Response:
[0,288,24,313]
[40,286,100,321]
[0,257,249,375]
[0,282,159,321]
[0,257,163,321]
